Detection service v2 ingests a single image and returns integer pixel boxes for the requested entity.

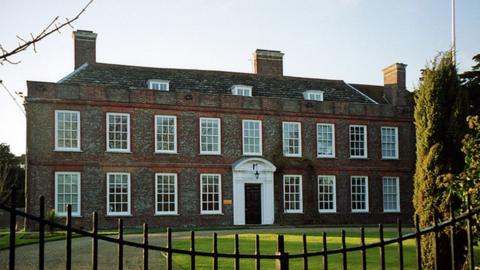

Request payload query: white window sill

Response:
[155,151,178,155]
[384,210,401,213]
[54,149,82,152]
[106,150,132,153]
[317,155,336,159]
[351,210,369,213]
[243,153,263,156]
[106,213,132,217]
[381,157,399,160]
[349,157,368,160]
[154,213,179,216]
[199,153,222,156]
[283,154,302,158]
[200,212,224,215]
[284,211,304,214]
[319,210,337,213]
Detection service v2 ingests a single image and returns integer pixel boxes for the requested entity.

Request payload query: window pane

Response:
[243,120,261,155]
[200,119,220,154]
[107,173,130,214]
[283,175,302,212]
[56,173,80,215]
[351,177,368,211]
[200,175,221,213]
[283,123,301,156]
[350,126,366,158]
[56,111,80,150]
[107,114,130,151]
[156,116,176,152]
[318,176,336,212]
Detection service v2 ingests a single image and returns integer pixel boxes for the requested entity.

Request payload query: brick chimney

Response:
[73,30,97,69]
[382,63,408,105]
[252,49,284,77]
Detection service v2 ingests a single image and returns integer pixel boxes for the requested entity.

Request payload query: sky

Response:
[1,0,479,156]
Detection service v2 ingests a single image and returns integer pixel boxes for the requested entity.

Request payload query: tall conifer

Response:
[413,51,467,269]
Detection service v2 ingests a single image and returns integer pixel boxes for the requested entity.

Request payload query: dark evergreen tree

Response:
[413,51,468,269]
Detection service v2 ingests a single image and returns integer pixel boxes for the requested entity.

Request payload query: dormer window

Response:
[148,80,170,91]
[231,85,252,97]
[303,90,324,101]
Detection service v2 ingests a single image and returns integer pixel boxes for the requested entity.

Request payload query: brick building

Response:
[25,30,415,228]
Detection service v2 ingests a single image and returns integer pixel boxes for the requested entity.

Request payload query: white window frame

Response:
[381,127,399,159]
[155,173,178,215]
[54,110,81,152]
[155,115,177,154]
[383,176,400,212]
[242,120,263,156]
[231,85,252,97]
[349,125,368,159]
[282,122,302,157]
[318,175,336,213]
[148,79,170,91]
[199,117,221,155]
[351,176,369,213]
[106,173,131,216]
[303,90,324,101]
[54,172,81,217]
[316,123,335,158]
[106,112,131,153]
[200,174,222,214]
[283,175,303,213]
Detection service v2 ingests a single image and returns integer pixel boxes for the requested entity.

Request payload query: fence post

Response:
[433,209,439,270]
[212,232,218,270]
[9,185,16,270]
[92,212,98,270]
[322,232,328,270]
[255,234,260,270]
[66,204,72,270]
[118,219,123,270]
[190,230,195,270]
[302,234,308,270]
[143,224,148,270]
[415,215,423,270]
[397,219,404,270]
[379,224,385,270]
[39,196,45,270]
[449,202,456,269]
[360,227,366,270]
[341,230,347,270]
[466,195,475,270]
[234,233,240,270]
[276,235,289,270]
[167,228,172,270]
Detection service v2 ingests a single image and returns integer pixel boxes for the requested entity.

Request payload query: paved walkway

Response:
[0,226,410,270]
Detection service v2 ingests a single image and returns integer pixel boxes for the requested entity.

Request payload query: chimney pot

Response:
[252,49,284,77]
[73,30,97,69]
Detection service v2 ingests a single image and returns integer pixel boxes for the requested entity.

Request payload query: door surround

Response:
[232,157,276,225]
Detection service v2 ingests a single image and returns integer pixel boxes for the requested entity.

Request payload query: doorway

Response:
[244,184,262,224]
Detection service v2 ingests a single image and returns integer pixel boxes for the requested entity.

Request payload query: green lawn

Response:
[0,231,68,250]
[171,231,480,270]
[0,230,116,250]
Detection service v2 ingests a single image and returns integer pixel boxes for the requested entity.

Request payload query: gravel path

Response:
[0,226,412,270]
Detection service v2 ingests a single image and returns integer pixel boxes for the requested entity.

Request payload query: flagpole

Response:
[452,0,456,64]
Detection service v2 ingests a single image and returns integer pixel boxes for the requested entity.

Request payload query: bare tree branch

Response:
[0,0,94,65]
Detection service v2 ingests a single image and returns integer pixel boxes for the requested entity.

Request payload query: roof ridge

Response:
[90,62,343,83]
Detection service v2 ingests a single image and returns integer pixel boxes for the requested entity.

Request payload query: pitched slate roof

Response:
[59,62,385,104]
[350,83,388,104]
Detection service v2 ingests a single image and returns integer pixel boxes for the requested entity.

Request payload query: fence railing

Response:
[1,188,478,270]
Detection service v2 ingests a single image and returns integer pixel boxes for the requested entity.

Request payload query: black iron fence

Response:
[1,188,478,270]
